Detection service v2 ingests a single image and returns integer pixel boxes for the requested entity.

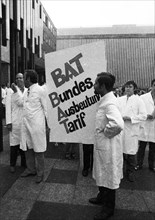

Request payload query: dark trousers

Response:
[2,105,5,118]
[98,186,116,211]
[123,153,136,175]
[83,144,93,171]
[25,149,45,177]
[137,141,155,168]
[10,145,26,167]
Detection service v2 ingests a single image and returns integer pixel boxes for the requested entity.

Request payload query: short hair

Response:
[16,73,23,78]
[124,80,137,90]
[25,69,38,83]
[151,79,155,86]
[97,72,115,92]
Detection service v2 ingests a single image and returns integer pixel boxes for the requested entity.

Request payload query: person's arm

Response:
[40,87,50,131]
[104,104,124,138]
[11,83,25,107]
[130,97,147,124]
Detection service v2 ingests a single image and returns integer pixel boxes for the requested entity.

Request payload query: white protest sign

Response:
[45,41,107,144]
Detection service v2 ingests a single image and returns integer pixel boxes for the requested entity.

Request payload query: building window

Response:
[38,36,40,57]
[32,0,35,9]
[2,4,7,46]
[45,16,48,27]
[39,5,42,19]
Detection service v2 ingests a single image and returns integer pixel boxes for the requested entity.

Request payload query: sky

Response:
[41,0,155,28]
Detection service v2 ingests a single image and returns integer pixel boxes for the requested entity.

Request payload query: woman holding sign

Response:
[89,72,124,220]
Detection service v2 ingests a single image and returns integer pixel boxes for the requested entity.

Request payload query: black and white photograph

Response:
[0,1,155,220]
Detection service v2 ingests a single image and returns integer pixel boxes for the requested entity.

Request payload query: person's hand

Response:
[11,83,17,93]
[7,123,12,132]
[147,114,153,120]
[123,116,131,121]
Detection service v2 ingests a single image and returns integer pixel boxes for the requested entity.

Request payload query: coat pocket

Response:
[95,132,109,150]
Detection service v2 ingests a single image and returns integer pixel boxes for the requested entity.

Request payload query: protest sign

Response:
[45,41,107,144]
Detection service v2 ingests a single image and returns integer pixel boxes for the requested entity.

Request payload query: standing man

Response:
[89,72,124,220]
[136,79,155,172]
[20,69,49,183]
[5,73,27,173]
[117,81,147,182]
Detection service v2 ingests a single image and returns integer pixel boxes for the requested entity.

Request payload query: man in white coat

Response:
[136,79,155,172]
[20,69,49,183]
[5,73,27,173]
[117,81,147,182]
[89,72,124,220]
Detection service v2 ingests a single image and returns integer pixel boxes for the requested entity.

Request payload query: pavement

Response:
[0,119,155,220]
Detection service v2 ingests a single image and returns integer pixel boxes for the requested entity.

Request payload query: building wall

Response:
[0,0,57,85]
[57,33,155,89]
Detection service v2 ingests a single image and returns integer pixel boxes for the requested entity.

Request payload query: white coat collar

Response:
[29,83,38,91]
[146,92,154,105]
[100,91,115,104]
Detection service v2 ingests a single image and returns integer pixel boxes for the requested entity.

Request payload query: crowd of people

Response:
[1,70,155,220]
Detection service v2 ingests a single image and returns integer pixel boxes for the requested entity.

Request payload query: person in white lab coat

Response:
[1,85,6,118]
[1,85,6,104]
[5,73,27,173]
[89,72,124,220]
[135,79,155,172]
[20,69,49,183]
[117,81,147,182]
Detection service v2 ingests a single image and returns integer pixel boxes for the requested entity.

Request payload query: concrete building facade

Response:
[0,0,57,85]
[57,26,155,89]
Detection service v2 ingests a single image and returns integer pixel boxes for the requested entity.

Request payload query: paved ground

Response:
[0,120,155,220]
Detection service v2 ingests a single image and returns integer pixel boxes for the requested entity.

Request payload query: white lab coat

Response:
[117,94,147,154]
[1,88,6,105]
[20,83,48,152]
[93,92,124,189]
[139,92,155,142]
[5,87,27,146]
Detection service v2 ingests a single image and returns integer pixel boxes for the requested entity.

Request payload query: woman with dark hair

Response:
[117,80,147,182]
[89,72,124,220]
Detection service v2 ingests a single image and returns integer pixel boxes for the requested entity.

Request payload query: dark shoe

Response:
[21,170,36,177]
[82,169,89,177]
[10,166,15,173]
[94,210,114,220]
[149,167,155,173]
[127,173,134,182]
[35,175,43,183]
[135,165,143,171]
[89,197,102,205]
